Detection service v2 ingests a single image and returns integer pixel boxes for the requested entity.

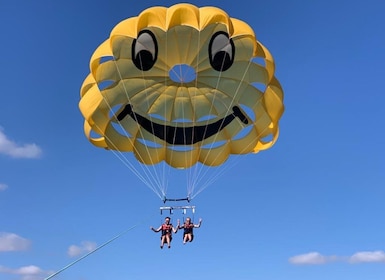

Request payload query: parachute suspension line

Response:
[108,150,163,199]
[182,27,198,195]
[96,80,166,198]
[196,59,252,167]
[139,61,168,196]
[189,58,257,199]
[187,37,232,198]
[92,121,163,199]
[192,61,254,196]
[111,56,167,199]
[93,104,164,199]
[185,27,205,199]
[160,32,168,198]
[44,214,154,280]
[156,30,177,199]
[190,87,269,199]
[187,27,225,198]
[190,28,204,198]
[191,124,272,199]
[93,56,167,199]
[162,30,171,198]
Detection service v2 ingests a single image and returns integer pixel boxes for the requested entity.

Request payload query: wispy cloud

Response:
[289,251,385,265]
[0,129,42,159]
[0,232,31,252]
[349,251,385,263]
[0,183,8,191]
[0,265,52,280]
[68,241,97,257]
[289,252,338,264]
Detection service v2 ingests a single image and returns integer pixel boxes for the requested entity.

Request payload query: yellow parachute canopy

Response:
[79,3,284,168]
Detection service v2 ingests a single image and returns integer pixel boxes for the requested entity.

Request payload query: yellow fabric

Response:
[79,3,284,168]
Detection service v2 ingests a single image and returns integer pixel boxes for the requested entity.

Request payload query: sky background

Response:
[1,0,384,279]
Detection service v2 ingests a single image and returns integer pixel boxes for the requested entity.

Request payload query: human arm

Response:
[150,225,162,232]
[173,220,180,233]
[177,219,185,230]
[194,218,202,228]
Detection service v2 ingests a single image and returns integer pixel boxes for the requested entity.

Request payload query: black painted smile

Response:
[117,104,249,145]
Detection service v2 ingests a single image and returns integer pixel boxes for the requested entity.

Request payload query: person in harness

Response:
[150,217,179,249]
[178,217,202,244]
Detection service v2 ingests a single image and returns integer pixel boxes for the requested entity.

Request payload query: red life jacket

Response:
[161,223,172,235]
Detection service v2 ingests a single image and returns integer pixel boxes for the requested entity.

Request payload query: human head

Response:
[165,217,170,224]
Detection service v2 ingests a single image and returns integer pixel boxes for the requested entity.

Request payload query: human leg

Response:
[160,235,165,249]
[166,234,171,248]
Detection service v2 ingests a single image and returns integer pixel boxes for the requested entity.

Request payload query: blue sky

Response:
[1,0,384,279]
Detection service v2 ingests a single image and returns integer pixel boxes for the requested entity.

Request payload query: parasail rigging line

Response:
[44,214,155,280]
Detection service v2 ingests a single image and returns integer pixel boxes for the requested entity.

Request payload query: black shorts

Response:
[161,234,172,241]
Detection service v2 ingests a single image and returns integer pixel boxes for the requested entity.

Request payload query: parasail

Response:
[79,3,284,199]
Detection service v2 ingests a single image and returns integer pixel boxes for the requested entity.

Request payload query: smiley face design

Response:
[79,4,284,168]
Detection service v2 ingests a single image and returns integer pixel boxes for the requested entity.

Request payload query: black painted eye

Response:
[209,32,235,72]
[132,30,158,71]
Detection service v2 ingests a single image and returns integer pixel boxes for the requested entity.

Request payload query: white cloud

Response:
[0,183,8,191]
[0,265,52,280]
[349,251,385,263]
[68,241,97,257]
[289,252,336,265]
[0,232,31,252]
[0,129,42,159]
[289,250,385,265]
